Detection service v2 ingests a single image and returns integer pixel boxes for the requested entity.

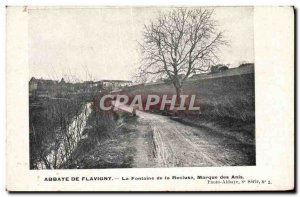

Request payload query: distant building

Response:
[101,80,132,90]
[80,81,102,93]
[210,64,229,73]
[57,78,76,96]
[239,63,254,68]
[29,77,38,92]
[29,77,58,96]
[29,77,133,97]
[60,78,66,84]
[190,63,254,80]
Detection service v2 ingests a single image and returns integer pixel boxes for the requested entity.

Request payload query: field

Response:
[124,73,255,144]
[126,73,254,121]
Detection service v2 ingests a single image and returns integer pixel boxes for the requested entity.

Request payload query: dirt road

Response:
[130,109,255,167]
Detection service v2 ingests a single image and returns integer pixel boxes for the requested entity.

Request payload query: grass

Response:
[65,108,139,169]
[125,73,255,123]
[123,73,255,145]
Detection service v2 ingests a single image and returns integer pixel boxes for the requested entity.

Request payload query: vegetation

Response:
[138,8,227,103]
[30,98,87,169]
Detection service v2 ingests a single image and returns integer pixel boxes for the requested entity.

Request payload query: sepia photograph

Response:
[5,4,295,191]
[28,6,255,170]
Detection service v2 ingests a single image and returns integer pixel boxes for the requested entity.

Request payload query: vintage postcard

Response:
[6,6,294,191]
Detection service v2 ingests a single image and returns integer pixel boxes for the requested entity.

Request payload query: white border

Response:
[2,0,298,195]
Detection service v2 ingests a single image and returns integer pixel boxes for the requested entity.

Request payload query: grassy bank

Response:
[65,107,140,169]
[29,98,86,169]
[125,73,255,122]
[123,73,255,144]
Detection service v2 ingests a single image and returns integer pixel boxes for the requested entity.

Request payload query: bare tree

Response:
[138,8,227,103]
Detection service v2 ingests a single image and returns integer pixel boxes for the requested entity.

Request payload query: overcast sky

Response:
[29,7,254,82]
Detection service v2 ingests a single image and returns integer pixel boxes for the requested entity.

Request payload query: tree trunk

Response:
[173,86,182,117]
[175,87,182,105]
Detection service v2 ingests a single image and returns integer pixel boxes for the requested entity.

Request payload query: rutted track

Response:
[134,110,255,167]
